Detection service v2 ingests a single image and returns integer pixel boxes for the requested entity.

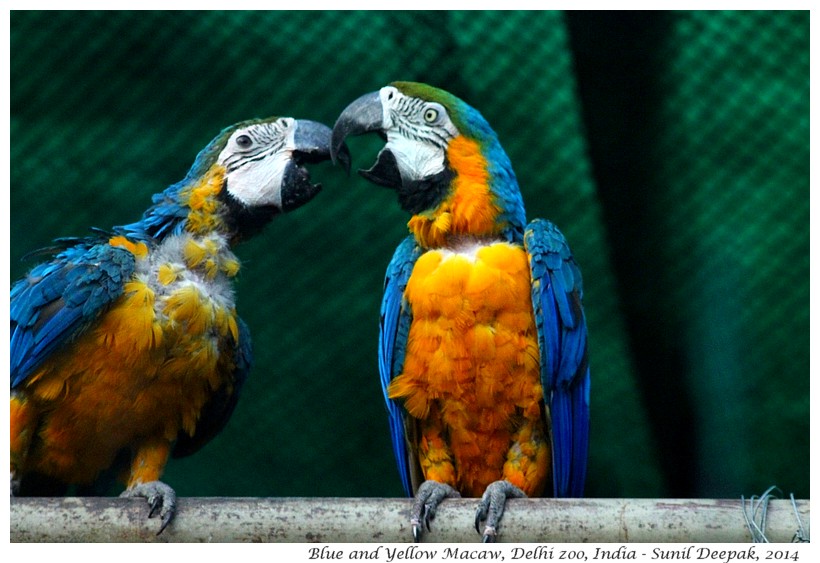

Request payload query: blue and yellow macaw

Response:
[10,116,348,532]
[331,82,590,542]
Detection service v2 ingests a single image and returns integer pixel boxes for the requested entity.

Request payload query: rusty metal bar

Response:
[10,497,809,543]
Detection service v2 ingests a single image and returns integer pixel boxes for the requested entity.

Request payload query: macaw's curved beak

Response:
[281,119,350,212]
[331,91,384,169]
[331,91,404,189]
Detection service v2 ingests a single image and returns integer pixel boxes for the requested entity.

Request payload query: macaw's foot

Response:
[475,480,527,542]
[410,480,461,542]
[121,480,177,534]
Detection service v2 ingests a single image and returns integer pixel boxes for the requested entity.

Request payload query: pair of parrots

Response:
[10,82,590,542]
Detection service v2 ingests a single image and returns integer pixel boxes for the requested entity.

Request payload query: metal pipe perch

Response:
[10,497,810,543]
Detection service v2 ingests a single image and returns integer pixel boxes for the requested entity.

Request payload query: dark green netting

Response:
[9,10,808,499]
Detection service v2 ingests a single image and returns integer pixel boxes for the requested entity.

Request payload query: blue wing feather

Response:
[524,219,590,498]
[379,235,422,496]
[10,239,135,388]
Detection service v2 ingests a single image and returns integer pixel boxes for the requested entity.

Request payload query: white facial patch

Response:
[385,129,447,181]
[379,87,459,182]
[218,121,294,208]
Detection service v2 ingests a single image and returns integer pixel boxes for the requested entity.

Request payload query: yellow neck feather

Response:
[182,165,227,235]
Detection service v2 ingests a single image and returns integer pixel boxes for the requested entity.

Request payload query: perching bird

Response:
[10,116,349,532]
[331,82,590,542]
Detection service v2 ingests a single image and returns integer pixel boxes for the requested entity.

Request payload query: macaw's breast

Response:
[387,241,550,497]
[13,235,241,485]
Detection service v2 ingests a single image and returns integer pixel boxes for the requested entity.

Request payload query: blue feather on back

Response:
[525,218,590,498]
[379,235,422,496]
[10,241,135,388]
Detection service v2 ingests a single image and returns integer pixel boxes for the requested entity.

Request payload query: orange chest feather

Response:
[407,136,503,248]
[389,242,542,424]
[22,243,242,481]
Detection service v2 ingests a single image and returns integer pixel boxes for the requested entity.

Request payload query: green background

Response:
[9,11,809,500]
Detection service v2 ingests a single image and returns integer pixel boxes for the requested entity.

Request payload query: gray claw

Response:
[410,480,461,542]
[121,480,177,535]
[474,480,527,542]
[412,518,423,542]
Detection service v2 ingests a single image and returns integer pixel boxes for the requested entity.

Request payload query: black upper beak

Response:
[331,91,384,172]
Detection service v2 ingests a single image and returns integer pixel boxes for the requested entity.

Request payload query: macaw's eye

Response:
[423,108,439,123]
[235,134,253,149]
